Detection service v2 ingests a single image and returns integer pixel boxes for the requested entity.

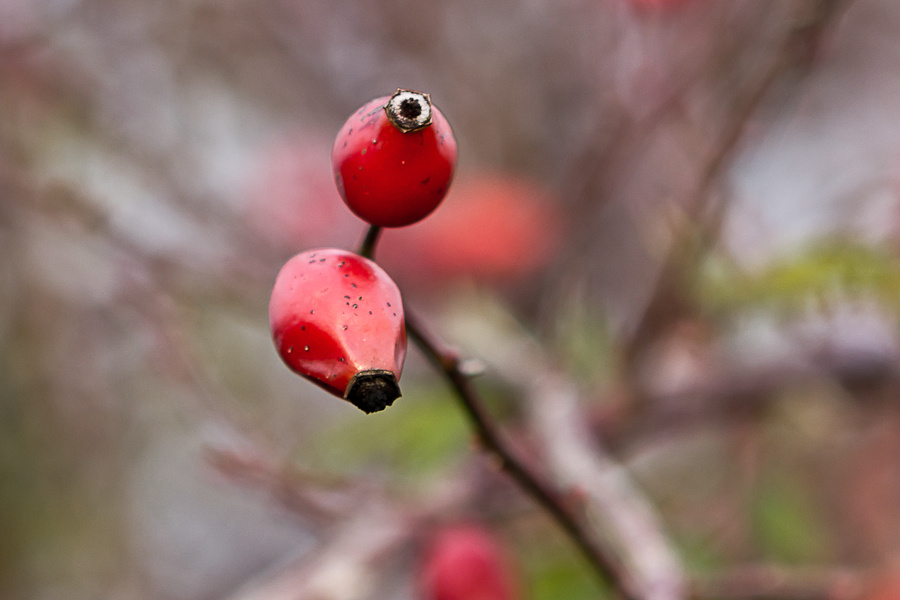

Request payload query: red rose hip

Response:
[332,89,458,228]
[269,248,407,413]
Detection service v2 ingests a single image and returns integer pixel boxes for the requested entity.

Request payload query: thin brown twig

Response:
[404,309,645,600]
[442,302,687,600]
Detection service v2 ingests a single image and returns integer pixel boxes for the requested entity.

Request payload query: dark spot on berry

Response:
[310,310,315,314]
[343,325,348,330]
[386,302,391,307]
[301,325,306,331]
[358,296,362,301]
[344,295,351,299]
[352,304,358,309]
[361,148,367,155]
[351,283,357,288]
[319,258,326,262]
[339,357,344,362]
[369,311,373,315]
[421,177,430,186]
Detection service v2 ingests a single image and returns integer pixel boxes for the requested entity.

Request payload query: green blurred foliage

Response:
[552,293,617,389]
[0,362,123,598]
[515,527,604,600]
[751,472,835,564]
[700,240,900,314]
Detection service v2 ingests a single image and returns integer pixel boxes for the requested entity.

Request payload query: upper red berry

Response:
[332,89,458,228]
[268,248,407,413]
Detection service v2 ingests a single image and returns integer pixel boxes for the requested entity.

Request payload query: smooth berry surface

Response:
[332,92,457,228]
[269,248,406,411]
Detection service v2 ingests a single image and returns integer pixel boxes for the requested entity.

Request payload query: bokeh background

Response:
[4,0,900,598]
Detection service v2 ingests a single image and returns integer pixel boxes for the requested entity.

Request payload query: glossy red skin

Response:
[269,248,406,398]
[418,525,520,600]
[332,96,457,228]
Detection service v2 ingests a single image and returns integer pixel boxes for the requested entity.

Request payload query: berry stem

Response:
[358,225,382,259]
[404,309,642,600]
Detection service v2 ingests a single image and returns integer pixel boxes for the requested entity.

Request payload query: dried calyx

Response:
[384,89,433,132]
[344,369,402,413]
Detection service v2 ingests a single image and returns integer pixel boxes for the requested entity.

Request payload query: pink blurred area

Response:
[244,130,359,253]
[417,523,521,600]
[379,172,563,291]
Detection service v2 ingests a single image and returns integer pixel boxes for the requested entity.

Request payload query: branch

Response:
[435,301,687,600]
[406,309,667,600]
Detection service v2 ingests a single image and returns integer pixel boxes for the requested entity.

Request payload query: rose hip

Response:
[269,248,406,413]
[332,89,457,228]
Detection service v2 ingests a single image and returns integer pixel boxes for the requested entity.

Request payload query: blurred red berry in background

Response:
[860,569,900,600]
[380,172,562,291]
[417,524,520,600]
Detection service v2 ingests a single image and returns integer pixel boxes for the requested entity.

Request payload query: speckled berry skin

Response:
[332,90,457,228]
[269,248,406,413]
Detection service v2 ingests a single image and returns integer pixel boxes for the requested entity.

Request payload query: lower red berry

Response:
[268,248,407,413]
